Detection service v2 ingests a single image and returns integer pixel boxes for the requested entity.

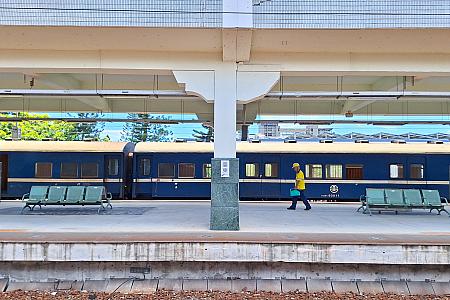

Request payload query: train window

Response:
[410,164,424,179]
[245,163,259,177]
[178,163,195,178]
[60,162,78,178]
[346,165,363,180]
[81,163,99,178]
[326,164,342,179]
[35,162,52,178]
[390,164,404,179]
[203,164,212,178]
[107,159,119,176]
[158,163,175,178]
[139,159,151,176]
[305,164,322,179]
[264,163,279,178]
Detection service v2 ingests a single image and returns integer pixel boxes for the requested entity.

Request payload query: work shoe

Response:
[287,207,296,210]
[304,207,311,211]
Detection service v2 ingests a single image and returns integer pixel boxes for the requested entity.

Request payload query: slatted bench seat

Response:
[22,185,112,214]
[358,188,449,216]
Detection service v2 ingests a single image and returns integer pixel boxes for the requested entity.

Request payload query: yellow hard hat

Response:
[292,163,300,168]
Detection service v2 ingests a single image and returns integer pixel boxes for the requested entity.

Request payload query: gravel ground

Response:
[0,291,448,300]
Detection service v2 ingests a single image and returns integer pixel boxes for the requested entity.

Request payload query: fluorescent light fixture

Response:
[101,95,150,100]
[0,95,24,99]
[348,96,399,101]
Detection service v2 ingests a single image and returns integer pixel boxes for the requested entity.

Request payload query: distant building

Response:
[257,122,332,139]
[281,125,333,139]
[258,121,280,138]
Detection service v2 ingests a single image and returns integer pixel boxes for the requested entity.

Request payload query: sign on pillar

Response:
[221,160,230,178]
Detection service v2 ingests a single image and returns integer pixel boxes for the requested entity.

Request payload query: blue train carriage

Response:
[132,142,213,199]
[238,142,450,200]
[132,141,450,201]
[0,141,135,199]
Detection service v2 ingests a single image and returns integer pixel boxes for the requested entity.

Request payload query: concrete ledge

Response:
[158,279,183,291]
[257,279,281,292]
[7,282,56,291]
[382,280,409,295]
[1,242,450,265]
[307,279,333,292]
[106,278,134,293]
[1,278,447,295]
[357,281,384,294]
[130,279,158,293]
[56,280,83,291]
[432,282,450,295]
[82,280,108,292]
[281,279,307,292]
[332,281,359,293]
[183,279,208,291]
[407,281,435,295]
[231,279,256,292]
[208,279,232,291]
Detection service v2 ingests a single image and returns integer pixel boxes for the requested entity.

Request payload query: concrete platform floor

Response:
[0,201,449,244]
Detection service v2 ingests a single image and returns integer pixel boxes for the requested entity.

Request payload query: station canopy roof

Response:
[0,141,132,152]
[135,141,450,154]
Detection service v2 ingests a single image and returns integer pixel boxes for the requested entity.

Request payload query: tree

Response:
[192,123,214,142]
[0,112,78,141]
[73,113,105,141]
[120,114,173,143]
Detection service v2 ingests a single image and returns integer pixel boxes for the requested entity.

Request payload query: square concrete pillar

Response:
[210,158,239,230]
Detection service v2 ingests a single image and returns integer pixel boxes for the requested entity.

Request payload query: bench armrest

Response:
[359,195,366,202]
[441,197,449,205]
[21,193,30,202]
[106,192,113,201]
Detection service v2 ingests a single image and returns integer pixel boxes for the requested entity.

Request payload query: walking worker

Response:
[287,163,311,210]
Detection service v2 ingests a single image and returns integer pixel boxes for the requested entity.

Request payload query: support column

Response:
[210,63,239,231]
[241,125,249,141]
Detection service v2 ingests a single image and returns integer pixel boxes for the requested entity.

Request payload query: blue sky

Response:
[47,113,450,141]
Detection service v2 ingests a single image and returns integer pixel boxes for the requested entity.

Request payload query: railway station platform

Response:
[0,201,449,288]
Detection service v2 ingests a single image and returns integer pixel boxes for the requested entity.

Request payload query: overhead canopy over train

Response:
[0,141,133,153]
[134,142,450,154]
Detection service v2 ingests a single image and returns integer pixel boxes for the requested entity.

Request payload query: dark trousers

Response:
[290,190,311,209]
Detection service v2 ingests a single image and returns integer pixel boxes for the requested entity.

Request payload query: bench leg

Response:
[21,204,31,214]
[439,208,449,216]
[97,203,107,214]
[366,205,373,216]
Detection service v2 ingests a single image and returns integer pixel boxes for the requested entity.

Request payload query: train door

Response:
[105,155,122,198]
[124,153,133,199]
[137,155,153,199]
[0,155,8,194]
[260,155,282,199]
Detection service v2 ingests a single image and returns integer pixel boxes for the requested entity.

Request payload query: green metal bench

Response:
[22,185,113,214]
[384,188,410,214]
[358,188,387,215]
[83,186,113,213]
[403,189,423,207]
[359,188,449,216]
[45,186,67,205]
[21,186,49,213]
[63,186,85,205]
[422,189,449,216]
